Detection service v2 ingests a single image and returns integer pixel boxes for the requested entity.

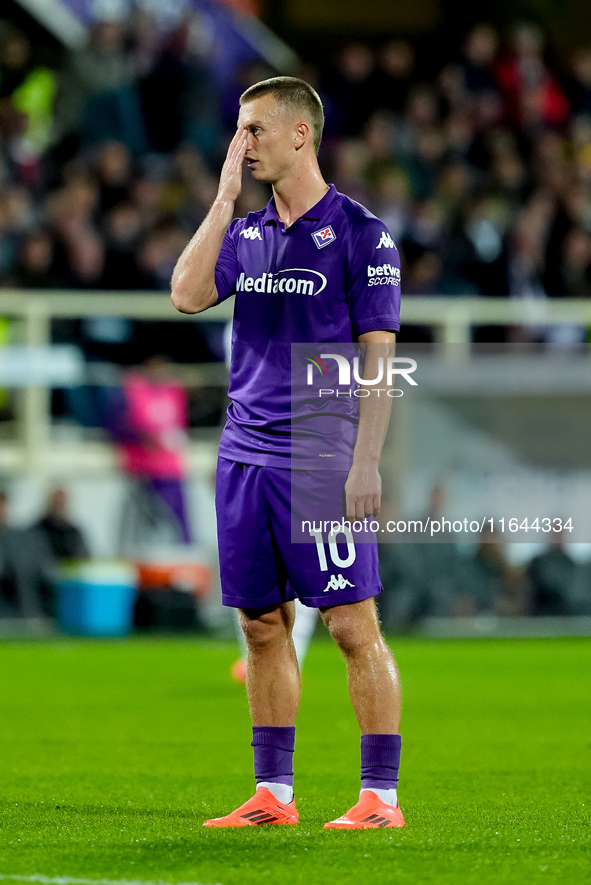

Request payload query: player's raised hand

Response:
[217,126,248,204]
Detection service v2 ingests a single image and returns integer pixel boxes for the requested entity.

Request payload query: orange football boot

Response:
[203,786,298,827]
[324,790,406,829]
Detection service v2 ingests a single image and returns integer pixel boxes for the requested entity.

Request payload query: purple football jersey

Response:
[214,184,401,467]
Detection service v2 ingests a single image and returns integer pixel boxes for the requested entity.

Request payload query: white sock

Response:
[361,787,398,808]
[257,782,294,804]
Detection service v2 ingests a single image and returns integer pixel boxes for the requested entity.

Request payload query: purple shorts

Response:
[215,456,382,610]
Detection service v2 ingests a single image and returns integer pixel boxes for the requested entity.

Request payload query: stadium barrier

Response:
[0,289,590,475]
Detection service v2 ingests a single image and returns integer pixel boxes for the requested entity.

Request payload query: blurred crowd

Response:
[378,530,591,629]
[0,15,590,352]
[321,27,591,316]
[375,486,591,628]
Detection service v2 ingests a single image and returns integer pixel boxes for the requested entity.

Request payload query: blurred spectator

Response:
[101,202,144,290]
[556,227,591,299]
[32,488,90,560]
[0,185,37,280]
[138,15,220,157]
[331,138,372,206]
[403,125,446,199]
[496,22,569,132]
[10,227,61,288]
[507,193,553,303]
[64,229,106,290]
[219,59,275,134]
[460,23,500,97]
[526,531,579,616]
[372,166,410,244]
[411,486,462,619]
[564,47,591,117]
[46,174,100,260]
[329,42,376,137]
[543,182,591,296]
[103,358,194,552]
[135,217,189,289]
[378,540,429,628]
[370,40,415,117]
[403,250,444,297]
[377,493,428,628]
[0,489,55,618]
[454,526,524,616]
[379,486,462,626]
[0,25,57,184]
[491,139,530,206]
[95,141,133,213]
[444,194,509,296]
[56,18,147,152]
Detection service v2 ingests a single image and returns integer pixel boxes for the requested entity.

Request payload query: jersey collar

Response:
[262,184,338,227]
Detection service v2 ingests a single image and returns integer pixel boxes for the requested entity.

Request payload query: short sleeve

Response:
[347,220,401,337]
[214,222,240,303]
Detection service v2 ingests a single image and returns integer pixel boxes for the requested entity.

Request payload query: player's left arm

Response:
[345,218,401,519]
[344,330,396,519]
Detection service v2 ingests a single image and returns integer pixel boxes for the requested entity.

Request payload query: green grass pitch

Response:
[0,635,589,885]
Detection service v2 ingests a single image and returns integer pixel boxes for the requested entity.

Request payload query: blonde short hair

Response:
[240,76,324,154]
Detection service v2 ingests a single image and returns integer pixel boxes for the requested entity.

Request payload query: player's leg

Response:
[205,459,301,827]
[263,465,404,826]
[204,601,300,827]
[231,597,317,683]
[320,597,405,829]
[239,600,300,726]
[321,597,400,733]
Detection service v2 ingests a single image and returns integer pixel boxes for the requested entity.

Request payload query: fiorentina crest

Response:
[312,226,336,249]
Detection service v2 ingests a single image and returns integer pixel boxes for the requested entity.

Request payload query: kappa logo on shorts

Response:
[324,574,356,592]
[240,226,262,240]
[376,231,396,249]
[312,226,336,249]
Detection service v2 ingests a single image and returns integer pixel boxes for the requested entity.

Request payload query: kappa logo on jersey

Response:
[236,268,327,296]
[312,226,336,249]
[367,263,401,286]
[376,231,396,249]
[240,226,262,240]
[323,574,356,593]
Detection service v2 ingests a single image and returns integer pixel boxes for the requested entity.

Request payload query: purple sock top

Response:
[360,733,401,791]
[252,726,295,787]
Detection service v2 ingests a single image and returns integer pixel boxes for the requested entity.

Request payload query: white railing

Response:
[399,295,591,344]
[0,290,589,474]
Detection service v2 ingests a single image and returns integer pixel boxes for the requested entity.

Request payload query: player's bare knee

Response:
[322,602,384,658]
[325,616,368,658]
[240,616,275,650]
[239,608,289,651]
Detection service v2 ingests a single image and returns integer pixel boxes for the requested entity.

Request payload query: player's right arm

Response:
[170,126,248,314]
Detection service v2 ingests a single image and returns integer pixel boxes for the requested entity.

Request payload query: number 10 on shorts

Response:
[308,527,356,571]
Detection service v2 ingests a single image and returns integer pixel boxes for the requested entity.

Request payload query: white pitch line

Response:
[0,876,221,885]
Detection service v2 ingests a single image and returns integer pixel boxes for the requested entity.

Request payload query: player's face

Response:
[238,94,300,184]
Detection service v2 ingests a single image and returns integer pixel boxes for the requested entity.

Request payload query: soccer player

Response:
[171,77,404,829]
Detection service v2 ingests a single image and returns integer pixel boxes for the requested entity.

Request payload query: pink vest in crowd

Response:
[118,374,188,479]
